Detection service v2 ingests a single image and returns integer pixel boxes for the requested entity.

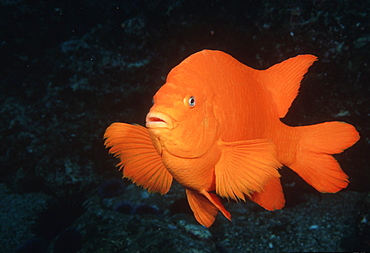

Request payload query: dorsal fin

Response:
[259,54,317,118]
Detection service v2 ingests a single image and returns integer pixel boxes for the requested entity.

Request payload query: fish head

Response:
[146,81,218,159]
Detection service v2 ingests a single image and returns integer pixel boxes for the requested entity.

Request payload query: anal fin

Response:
[249,176,285,210]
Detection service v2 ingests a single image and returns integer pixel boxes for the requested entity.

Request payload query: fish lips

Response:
[146,112,175,130]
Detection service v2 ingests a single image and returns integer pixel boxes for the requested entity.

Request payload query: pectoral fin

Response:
[215,139,282,201]
[104,123,173,195]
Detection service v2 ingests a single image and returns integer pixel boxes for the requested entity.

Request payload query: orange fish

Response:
[104,50,359,227]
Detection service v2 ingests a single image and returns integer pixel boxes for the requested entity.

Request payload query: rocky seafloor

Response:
[0,0,369,252]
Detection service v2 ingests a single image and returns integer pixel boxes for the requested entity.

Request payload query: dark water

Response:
[0,1,369,252]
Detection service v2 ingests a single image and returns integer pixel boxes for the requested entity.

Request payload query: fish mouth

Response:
[146,112,175,130]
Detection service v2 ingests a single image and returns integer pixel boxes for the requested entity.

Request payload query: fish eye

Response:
[188,96,196,107]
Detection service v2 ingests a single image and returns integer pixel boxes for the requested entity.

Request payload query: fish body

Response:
[104,50,359,227]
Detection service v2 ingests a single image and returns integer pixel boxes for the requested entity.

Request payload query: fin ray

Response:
[104,123,173,194]
[215,139,282,201]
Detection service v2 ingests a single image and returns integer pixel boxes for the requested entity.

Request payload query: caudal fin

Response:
[290,122,359,193]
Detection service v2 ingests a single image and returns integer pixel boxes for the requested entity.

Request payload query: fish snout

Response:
[146,112,175,129]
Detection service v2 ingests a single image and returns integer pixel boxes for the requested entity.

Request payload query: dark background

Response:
[0,1,369,252]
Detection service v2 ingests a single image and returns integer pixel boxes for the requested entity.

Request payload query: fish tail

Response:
[290,121,359,193]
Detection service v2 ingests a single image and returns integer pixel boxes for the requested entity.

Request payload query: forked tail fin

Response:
[290,121,359,193]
